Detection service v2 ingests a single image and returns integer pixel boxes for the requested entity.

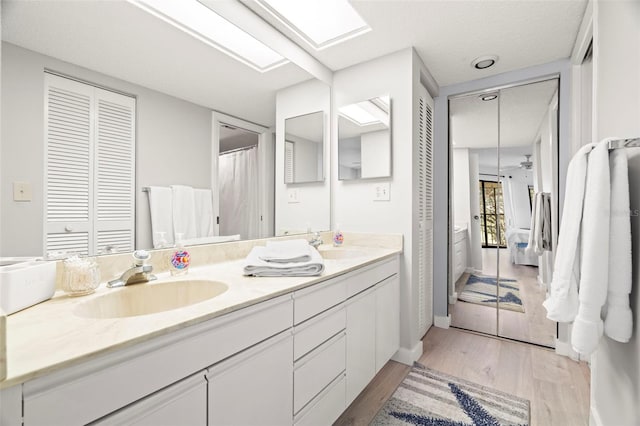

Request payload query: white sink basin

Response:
[74,280,228,319]
[317,247,368,260]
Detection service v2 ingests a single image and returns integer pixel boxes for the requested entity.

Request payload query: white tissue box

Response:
[0,260,57,315]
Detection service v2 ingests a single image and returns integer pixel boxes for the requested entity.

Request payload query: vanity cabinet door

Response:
[375,275,400,372]
[207,330,293,426]
[345,286,376,406]
[92,373,207,426]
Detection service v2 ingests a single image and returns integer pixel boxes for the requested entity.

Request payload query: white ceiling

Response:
[246,0,587,86]
[1,0,587,127]
[450,78,558,149]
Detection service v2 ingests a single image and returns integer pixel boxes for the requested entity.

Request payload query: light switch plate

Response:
[287,188,300,203]
[13,182,32,202]
[374,182,390,201]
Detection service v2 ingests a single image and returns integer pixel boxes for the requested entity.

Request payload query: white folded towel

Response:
[543,143,595,322]
[259,239,312,263]
[147,186,175,248]
[243,245,324,277]
[171,185,197,240]
[194,189,214,238]
[572,140,611,356]
[603,148,633,343]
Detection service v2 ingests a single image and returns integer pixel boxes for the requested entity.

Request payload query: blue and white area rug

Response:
[458,274,525,313]
[372,364,530,425]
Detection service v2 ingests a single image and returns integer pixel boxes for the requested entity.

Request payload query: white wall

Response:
[333,48,434,363]
[361,130,390,178]
[0,43,211,255]
[452,149,471,227]
[287,134,320,183]
[590,1,640,424]
[275,79,330,235]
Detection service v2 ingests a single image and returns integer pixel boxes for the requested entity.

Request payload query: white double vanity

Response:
[0,233,401,426]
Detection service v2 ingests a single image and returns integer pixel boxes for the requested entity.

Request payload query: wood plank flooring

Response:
[450,248,556,347]
[334,327,590,426]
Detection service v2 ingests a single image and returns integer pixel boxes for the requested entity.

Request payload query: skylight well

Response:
[130,0,288,72]
[339,96,390,127]
[256,0,370,50]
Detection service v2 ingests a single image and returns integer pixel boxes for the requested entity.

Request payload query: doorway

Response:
[448,78,559,347]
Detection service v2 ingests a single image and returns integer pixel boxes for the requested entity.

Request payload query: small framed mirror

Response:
[284,111,324,184]
[338,95,391,180]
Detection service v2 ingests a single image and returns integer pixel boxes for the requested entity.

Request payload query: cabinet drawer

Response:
[294,277,347,325]
[294,374,346,426]
[92,373,207,426]
[294,304,345,361]
[346,257,398,298]
[294,332,346,414]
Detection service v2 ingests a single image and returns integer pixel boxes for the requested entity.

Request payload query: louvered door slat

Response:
[94,88,135,252]
[417,85,434,337]
[44,73,135,256]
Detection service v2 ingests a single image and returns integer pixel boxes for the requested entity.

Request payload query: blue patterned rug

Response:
[457,274,525,313]
[372,364,530,425]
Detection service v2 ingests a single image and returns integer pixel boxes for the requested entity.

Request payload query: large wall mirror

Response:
[448,78,559,348]
[284,111,324,184]
[0,1,330,257]
[338,95,391,180]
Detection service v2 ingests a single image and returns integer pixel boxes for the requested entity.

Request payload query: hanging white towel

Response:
[147,186,175,248]
[194,189,214,238]
[603,148,633,343]
[543,143,595,322]
[243,246,324,277]
[171,185,197,240]
[528,192,545,255]
[571,140,611,356]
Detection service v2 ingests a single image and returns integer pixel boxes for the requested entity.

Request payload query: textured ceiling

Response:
[450,78,558,149]
[246,0,587,86]
[2,0,587,127]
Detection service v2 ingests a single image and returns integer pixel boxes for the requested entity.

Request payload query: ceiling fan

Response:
[519,154,533,170]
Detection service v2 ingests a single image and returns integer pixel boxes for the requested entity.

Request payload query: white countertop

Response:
[1,242,401,389]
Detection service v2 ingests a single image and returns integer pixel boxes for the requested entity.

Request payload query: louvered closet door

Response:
[94,88,135,254]
[44,74,94,256]
[417,84,434,337]
[44,74,135,256]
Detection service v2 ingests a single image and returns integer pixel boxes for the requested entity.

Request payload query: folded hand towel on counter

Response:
[259,239,312,263]
[243,245,324,277]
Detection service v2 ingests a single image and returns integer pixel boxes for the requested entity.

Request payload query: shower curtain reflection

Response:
[219,147,260,240]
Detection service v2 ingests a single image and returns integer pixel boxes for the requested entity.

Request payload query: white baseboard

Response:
[434,314,451,329]
[590,405,603,426]
[448,292,458,304]
[392,341,423,366]
[464,267,475,274]
[555,338,580,361]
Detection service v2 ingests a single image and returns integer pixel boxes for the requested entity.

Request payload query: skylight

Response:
[130,0,288,72]
[339,96,390,127]
[256,0,370,50]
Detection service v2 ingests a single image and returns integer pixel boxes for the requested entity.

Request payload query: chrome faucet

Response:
[309,232,323,248]
[107,250,157,288]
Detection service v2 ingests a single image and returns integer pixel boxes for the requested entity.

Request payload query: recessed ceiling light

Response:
[130,0,288,72]
[480,94,498,101]
[471,55,499,70]
[255,0,370,50]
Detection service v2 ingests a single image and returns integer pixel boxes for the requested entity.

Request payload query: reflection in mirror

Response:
[448,78,559,348]
[338,96,391,180]
[0,0,327,257]
[284,111,324,184]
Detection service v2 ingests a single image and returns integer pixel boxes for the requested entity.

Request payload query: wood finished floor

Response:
[450,248,556,347]
[334,327,590,426]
